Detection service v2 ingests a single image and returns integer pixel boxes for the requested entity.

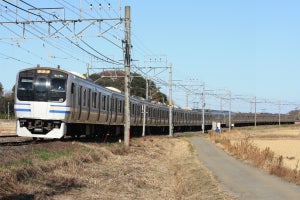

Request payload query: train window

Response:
[111,97,115,112]
[88,89,91,108]
[17,77,34,101]
[50,78,66,92]
[98,92,101,110]
[92,92,97,108]
[118,100,122,113]
[121,100,125,113]
[115,99,118,112]
[137,105,141,116]
[49,78,67,102]
[102,95,107,110]
[18,77,33,90]
[148,107,152,118]
[71,83,75,94]
[78,86,82,106]
[106,96,109,110]
[83,89,87,107]
[131,104,135,115]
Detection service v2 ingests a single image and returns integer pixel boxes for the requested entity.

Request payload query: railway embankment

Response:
[0,126,234,199]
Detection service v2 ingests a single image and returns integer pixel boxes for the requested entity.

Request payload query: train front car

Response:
[14,67,70,138]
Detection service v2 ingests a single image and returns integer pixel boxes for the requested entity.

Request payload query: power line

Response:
[0,6,88,65]
[21,0,123,65]
[1,0,124,65]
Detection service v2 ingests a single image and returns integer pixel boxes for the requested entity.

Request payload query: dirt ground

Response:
[221,125,300,170]
[0,130,234,199]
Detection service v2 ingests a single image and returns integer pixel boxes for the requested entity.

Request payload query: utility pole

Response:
[142,78,148,139]
[229,91,232,132]
[186,92,189,108]
[169,64,173,136]
[8,102,10,120]
[124,6,131,147]
[201,83,205,133]
[254,96,257,127]
[278,101,281,126]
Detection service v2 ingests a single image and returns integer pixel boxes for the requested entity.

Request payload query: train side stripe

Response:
[49,110,71,114]
[15,108,31,112]
[15,103,31,106]
[50,104,71,108]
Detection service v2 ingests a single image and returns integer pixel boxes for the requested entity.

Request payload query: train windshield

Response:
[17,69,68,102]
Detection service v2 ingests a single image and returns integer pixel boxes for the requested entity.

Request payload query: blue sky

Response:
[0,0,299,113]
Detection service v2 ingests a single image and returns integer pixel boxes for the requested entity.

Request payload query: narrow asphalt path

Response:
[189,137,300,200]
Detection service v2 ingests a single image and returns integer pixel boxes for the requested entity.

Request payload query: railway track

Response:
[0,135,36,146]
[0,135,56,146]
[0,134,18,138]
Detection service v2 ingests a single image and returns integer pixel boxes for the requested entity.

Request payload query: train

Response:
[14,66,295,139]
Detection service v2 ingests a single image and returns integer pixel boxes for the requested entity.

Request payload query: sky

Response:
[0,0,299,113]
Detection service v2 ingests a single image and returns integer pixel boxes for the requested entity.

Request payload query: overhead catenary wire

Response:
[0,5,88,65]
[23,0,123,65]
[0,51,35,66]
[3,0,164,76]
[3,0,123,65]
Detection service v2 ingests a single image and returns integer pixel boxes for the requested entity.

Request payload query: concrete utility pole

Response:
[254,96,257,127]
[169,64,173,136]
[278,101,281,126]
[201,83,205,133]
[124,6,131,147]
[7,102,10,120]
[229,91,232,132]
[142,78,148,138]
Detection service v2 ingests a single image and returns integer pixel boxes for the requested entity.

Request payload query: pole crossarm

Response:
[0,18,124,41]
[0,18,121,24]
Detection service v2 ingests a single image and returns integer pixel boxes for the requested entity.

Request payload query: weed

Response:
[32,148,72,161]
[19,158,33,166]
[188,143,195,154]
[211,133,300,185]
[0,158,33,170]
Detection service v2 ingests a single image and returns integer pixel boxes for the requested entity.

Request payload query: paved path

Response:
[189,137,300,200]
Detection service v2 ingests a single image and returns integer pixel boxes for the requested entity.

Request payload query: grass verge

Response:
[0,137,235,199]
[209,131,300,185]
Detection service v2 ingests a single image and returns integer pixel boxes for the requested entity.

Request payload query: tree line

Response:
[0,82,14,119]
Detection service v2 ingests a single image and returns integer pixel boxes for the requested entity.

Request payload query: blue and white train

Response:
[14,66,295,139]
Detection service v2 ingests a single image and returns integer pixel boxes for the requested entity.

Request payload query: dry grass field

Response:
[209,124,300,184]
[0,120,15,135]
[0,121,234,199]
[232,125,300,169]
